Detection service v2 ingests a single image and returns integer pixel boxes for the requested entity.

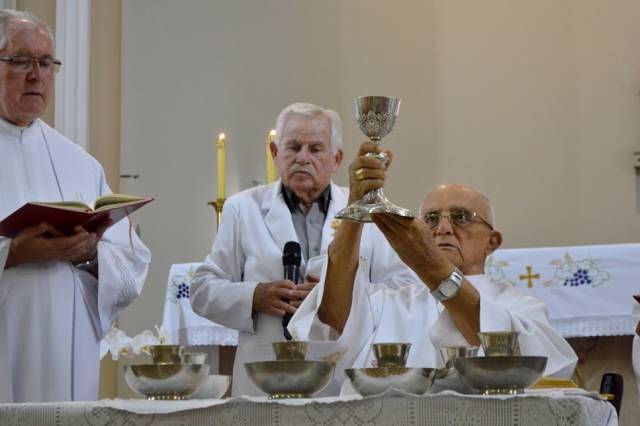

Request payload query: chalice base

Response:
[335,189,414,223]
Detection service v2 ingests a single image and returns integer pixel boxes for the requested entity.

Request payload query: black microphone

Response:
[282,241,301,340]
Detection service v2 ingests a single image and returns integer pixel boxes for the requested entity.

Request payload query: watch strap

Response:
[431,267,463,302]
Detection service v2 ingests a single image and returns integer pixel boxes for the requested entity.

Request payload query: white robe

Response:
[289,225,578,394]
[190,181,349,396]
[0,118,150,402]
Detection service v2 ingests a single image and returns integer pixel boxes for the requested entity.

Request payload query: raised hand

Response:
[348,141,393,204]
[371,213,452,284]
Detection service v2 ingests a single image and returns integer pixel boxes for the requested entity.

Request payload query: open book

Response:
[0,194,153,238]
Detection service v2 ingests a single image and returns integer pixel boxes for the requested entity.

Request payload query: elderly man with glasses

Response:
[0,10,150,402]
[289,142,577,393]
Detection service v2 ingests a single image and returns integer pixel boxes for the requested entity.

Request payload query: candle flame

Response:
[217,132,226,147]
[267,129,276,143]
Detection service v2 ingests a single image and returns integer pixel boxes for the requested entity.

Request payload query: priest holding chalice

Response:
[289,97,578,394]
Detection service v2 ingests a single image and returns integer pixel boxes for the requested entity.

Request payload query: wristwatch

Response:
[431,267,463,302]
[73,256,98,272]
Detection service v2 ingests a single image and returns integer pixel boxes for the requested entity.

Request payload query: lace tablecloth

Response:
[0,390,617,426]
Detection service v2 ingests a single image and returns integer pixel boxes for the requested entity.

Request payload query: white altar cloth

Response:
[160,243,639,348]
[488,243,639,337]
[161,263,238,346]
[0,389,617,425]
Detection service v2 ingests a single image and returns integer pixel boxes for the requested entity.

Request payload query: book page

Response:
[93,194,144,211]
[31,201,91,212]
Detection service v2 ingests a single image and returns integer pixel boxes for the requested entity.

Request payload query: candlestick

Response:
[216,132,226,199]
[208,198,225,227]
[266,129,277,184]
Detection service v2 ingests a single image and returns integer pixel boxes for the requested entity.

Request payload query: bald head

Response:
[420,183,495,227]
[419,183,501,275]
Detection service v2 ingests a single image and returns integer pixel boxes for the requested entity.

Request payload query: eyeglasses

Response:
[0,55,62,74]
[423,209,494,230]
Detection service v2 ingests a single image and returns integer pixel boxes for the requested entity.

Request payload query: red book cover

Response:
[0,196,153,238]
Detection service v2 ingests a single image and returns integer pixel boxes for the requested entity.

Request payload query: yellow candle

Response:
[216,132,226,199]
[266,129,277,184]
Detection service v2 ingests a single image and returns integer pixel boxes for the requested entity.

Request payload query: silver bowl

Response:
[244,360,334,399]
[453,356,547,394]
[124,363,209,400]
[191,374,231,399]
[345,367,435,396]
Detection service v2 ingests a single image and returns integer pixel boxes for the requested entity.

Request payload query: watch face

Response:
[440,280,458,297]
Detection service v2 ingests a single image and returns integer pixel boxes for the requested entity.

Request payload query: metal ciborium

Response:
[439,345,479,368]
[335,96,414,222]
[372,342,411,368]
[478,331,521,357]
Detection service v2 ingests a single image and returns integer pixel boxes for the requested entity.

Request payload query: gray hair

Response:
[0,9,54,51]
[275,102,342,154]
[419,183,497,227]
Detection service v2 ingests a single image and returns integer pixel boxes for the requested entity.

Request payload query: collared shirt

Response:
[282,185,331,263]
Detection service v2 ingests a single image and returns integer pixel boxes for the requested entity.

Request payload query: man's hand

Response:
[69,219,112,264]
[5,221,109,268]
[348,142,392,204]
[252,275,319,316]
[371,213,452,285]
[372,212,481,345]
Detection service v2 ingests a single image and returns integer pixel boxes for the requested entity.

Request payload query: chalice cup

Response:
[335,96,414,222]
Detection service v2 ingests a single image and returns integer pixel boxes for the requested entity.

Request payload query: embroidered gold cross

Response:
[519,266,540,288]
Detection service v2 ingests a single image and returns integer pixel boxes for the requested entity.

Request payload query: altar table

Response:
[0,390,617,426]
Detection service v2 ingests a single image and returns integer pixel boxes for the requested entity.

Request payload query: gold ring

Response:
[355,168,365,180]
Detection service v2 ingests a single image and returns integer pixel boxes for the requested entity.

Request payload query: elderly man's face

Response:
[273,114,342,199]
[0,20,53,127]
[420,184,501,275]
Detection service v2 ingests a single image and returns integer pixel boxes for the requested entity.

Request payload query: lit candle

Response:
[266,129,277,184]
[216,132,226,199]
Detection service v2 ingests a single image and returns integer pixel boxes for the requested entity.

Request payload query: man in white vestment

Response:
[289,142,578,393]
[190,102,346,396]
[0,10,150,402]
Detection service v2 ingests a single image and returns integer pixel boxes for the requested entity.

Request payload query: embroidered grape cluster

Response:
[563,268,592,287]
[176,282,190,299]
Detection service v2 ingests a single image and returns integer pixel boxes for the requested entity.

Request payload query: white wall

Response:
[118,0,640,400]
[432,0,640,248]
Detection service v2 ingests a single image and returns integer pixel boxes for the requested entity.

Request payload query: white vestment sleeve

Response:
[430,278,578,378]
[190,201,259,333]
[92,176,151,336]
